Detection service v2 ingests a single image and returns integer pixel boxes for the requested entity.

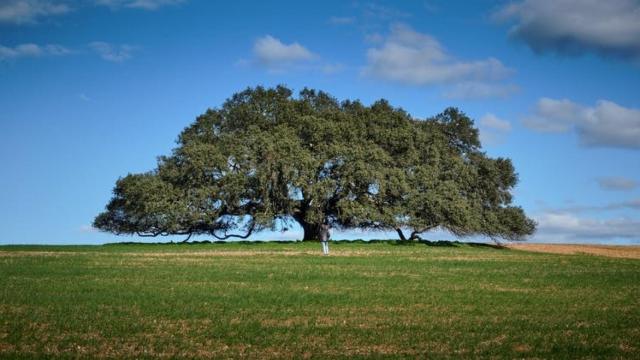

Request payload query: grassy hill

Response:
[1,242,638,358]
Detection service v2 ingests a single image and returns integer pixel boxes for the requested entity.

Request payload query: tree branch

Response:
[409,225,437,240]
[181,232,194,243]
[210,221,256,240]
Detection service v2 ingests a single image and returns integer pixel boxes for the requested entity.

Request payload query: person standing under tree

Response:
[320,222,330,255]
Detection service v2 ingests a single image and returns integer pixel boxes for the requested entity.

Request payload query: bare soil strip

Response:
[507,243,640,259]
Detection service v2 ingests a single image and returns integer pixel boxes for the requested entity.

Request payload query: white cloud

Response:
[443,82,519,100]
[242,36,341,74]
[481,113,512,132]
[363,24,512,84]
[94,0,184,10]
[89,41,136,62]
[0,43,71,60]
[252,35,316,71]
[478,113,512,145]
[495,0,640,60]
[0,0,70,24]
[523,98,583,132]
[523,98,640,149]
[597,177,638,191]
[362,24,513,92]
[254,35,314,64]
[579,101,640,148]
[534,211,640,243]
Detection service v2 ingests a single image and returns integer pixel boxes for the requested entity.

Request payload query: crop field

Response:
[1,242,639,359]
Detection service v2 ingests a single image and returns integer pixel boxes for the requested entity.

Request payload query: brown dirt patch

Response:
[512,343,532,353]
[507,243,640,259]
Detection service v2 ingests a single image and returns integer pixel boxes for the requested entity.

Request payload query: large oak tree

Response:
[94,86,535,242]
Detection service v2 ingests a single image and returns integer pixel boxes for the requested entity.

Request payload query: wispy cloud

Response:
[542,198,640,213]
[494,0,640,60]
[78,93,95,102]
[94,0,185,10]
[363,24,513,85]
[328,3,411,38]
[0,0,70,24]
[362,24,515,99]
[0,0,184,25]
[597,177,638,191]
[443,82,519,100]
[523,98,640,149]
[362,3,410,24]
[89,41,136,62]
[478,113,512,145]
[321,63,345,74]
[534,211,640,243]
[0,43,71,60]
[364,33,384,44]
[0,42,138,63]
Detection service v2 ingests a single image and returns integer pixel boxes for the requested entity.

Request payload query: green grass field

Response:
[1,242,638,359]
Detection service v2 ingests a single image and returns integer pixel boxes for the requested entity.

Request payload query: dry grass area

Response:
[508,243,640,259]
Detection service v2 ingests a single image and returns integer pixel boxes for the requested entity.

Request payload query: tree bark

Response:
[301,222,322,241]
[396,228,407,242]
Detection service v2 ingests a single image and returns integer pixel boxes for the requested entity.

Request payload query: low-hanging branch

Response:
[209,221,256,240]
[133,222,256,242]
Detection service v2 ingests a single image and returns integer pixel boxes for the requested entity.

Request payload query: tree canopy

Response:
[94,86,535,242]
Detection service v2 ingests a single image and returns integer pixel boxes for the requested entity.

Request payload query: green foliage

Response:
[95,86,535,241]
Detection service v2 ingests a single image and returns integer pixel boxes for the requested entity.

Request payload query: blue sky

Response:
[1,0,639,245]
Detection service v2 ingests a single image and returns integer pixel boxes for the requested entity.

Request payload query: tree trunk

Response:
[301,221,322,241]
[396,228,407,242]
